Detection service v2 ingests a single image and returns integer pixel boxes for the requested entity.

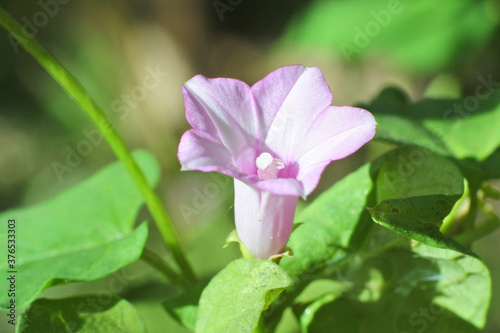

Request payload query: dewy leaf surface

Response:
[196,259,292,333]
[0,150,159,309]
[17,296,146,333]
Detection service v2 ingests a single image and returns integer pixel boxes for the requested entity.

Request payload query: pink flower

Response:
[178,65,376,259]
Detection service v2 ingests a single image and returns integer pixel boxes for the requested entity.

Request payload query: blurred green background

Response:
[0,0,499,332]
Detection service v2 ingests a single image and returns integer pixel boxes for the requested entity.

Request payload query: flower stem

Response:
[0,6,196,284]
[141,248,189,288]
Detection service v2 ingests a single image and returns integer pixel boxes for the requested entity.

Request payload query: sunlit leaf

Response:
[281,0,495,73]
[362,88,500,163]
[299,244,490,333]
[375,145,464,200]
[196,259,292,333]
[369,145,471,254]
[0,150,159,309]
[280,162,376,279]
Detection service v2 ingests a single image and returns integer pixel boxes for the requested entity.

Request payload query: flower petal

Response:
[262,67,334,163]
[294,106,376,195]
[252,177,305,197]
[178,129,244,179]
[234,179,299,259]
[251,65,309,134]
[182,75,260,173]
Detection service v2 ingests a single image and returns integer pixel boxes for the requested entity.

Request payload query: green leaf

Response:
[224,229,254,260]
[256,161,379,332]
[296,292,343,332]
[294,279,347,305]
[422,94,500,162]
[293,279,347,331]
[280,162,377,279]
[412,244,490,329]
[0,150,159,309]
[370,145,471,254]
[375,145,464,200]
[300,244,490,332]
[374,114,451,156]
[368,196,472,255]
[269,147,489,331]
[196,259,292,333]
[163,282,206,330]
[281,0,495,73]
[363,88,500,163]
[279,144,466,278]
[362,87,450,156]
[17,296,146,333]
[482,146,500,180]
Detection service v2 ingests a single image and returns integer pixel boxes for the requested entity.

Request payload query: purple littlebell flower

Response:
[178,65,376,259]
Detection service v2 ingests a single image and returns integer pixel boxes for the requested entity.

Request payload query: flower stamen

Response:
[256,152,284,180]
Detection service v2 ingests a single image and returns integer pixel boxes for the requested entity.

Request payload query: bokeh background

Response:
[1,0,499,332]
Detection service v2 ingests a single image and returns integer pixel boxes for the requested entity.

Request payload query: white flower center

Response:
[256,152,284,181]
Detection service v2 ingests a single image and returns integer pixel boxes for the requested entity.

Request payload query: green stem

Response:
[0,6,196,284]
[454,217,500,245]
[464,183,479,232]
[141,248,189,288]
[482,182,500,200]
